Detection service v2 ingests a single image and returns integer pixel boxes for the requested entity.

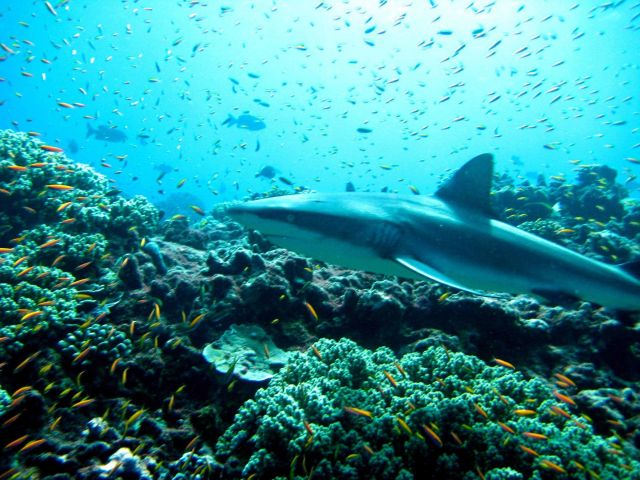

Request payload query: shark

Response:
[227,154,640,311]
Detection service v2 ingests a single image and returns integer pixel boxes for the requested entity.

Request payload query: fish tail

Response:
[86,123,95,138]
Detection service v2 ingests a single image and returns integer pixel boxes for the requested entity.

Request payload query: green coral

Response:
[58,321,132,366]
[215,338,639,479]
[0,129,160,247]
[0,251,82,355]
[0,385,10,418]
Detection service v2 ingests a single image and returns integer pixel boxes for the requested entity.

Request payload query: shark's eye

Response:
[286,214,296,223]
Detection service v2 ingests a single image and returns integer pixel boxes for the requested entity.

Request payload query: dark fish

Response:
[86,124,128,143]
[154,163,175,184]
[256,165,277,179]
[279,176,294,186]
[357,127,372,134]
[346,182,356,192]
[223,113,266,131]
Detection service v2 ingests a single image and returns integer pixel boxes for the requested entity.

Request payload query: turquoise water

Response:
[1,1,638,207]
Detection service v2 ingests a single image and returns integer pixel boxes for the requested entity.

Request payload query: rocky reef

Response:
[0,129,638,479]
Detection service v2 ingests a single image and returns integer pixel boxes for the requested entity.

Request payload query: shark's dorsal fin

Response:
[395,256,497,297]
[435,153,495,216]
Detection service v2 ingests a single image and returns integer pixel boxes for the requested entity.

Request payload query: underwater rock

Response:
[85,417,119,443]
[205,246,264,276]
[118,254,144,289]
[87,447,154,480]
[142,241,167,275]
[202,323,290,382]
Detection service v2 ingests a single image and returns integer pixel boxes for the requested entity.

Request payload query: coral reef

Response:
[0,129,638,479]
[214,338,639,479]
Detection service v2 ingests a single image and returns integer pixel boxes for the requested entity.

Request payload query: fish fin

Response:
[395,256,495,296]
[435,153,495,217]
[531,288,581,306]
[222,115,235,127]
[619,260,640,279]
[86,124,95,138]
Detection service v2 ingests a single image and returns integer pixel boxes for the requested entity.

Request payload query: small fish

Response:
[46,184,73,191]
[383,370,398,388]
[56,201,73,212]
[396,416,413,435]
[539,459,566,473]
[522,431,548,441]
[5,435,29,450]
[44,1,57,16]
[549,405,571,419]
[190,205,205,216]
[311,344,323,360]
[422,424,443,446]
[473,403,489,419]
[519,445,539,456]
[514,409,536,416]
[344,406,373,419]
[553,390,576,406]
[305,302,319,321]
[21,311,43,322]
[189,313,205,328]
[126,408,146,426]
[303,419,313,436]
[71,398,95,408]
[19,439,46,453]
[494,358,515,369]
[40,145,64,153]
[554,373,576,387]
[497,422,515,434]
[39,238,61,249]
[394,361,407,377]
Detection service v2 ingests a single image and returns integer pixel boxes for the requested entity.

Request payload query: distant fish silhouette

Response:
[223,113,265,131]
[256,165,277,179]
[86,124,128,143]
[346,181,356,192]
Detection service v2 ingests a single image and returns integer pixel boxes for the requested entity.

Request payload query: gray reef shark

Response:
[227,154,640,310]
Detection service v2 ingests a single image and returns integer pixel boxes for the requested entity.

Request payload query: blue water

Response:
[1,1,639,211]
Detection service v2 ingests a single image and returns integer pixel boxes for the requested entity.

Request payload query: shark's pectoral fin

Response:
[395,256,496,297]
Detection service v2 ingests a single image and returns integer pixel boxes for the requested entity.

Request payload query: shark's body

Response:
[227,154,640,310]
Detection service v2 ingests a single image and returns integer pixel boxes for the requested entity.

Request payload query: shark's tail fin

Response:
[222,115,236,127]
[86,123,95,138]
